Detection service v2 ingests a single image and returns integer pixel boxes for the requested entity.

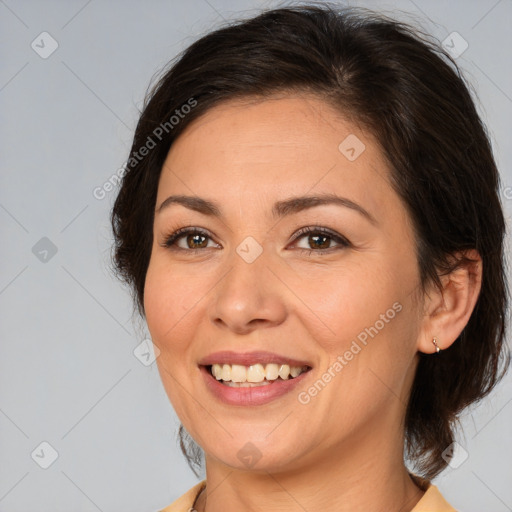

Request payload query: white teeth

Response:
[290,366,302,378]
[247,364,265,382]
[230,364,247,382]
[278,364,291,380]
[209,363,308,383]
[265,363,279,380]
[212,364,223,380]
[223,380,272,388]
[221,364,231,381]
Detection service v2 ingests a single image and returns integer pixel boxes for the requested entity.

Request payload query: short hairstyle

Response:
[111,3,510,479]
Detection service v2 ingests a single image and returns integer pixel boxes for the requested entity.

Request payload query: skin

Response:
[143,94,482,512]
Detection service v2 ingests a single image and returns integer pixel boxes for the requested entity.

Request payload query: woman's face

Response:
[144,94,426,473]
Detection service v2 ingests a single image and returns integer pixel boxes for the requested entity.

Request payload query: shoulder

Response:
[411,481,458,512]
[157,477,457,512]
[158,480,206,512]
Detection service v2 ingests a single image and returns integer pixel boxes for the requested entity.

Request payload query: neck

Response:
[193,427,425,512]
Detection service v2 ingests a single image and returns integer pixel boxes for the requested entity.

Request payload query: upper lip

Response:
[198,350,312,368]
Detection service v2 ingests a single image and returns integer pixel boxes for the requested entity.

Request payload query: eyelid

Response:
[160,224,351,254]
[289,225,351,250]
[291,225,349,242]
[160,226,219,250]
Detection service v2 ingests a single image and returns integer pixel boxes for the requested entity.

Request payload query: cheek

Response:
[143,265,169,341]
[286,261,401,353]
[323,269,419,410]
[144,259,202,420]
[143,258,197,358]
[293,259,418,401]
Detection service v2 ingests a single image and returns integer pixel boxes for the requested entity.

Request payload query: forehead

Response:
[168,94,373,162]
[158,94,392,218]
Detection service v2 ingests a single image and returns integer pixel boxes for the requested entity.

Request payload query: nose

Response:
[208,244,287,335]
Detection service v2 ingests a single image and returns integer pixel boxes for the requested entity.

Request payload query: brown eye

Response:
[307,233,331,250]
[292,226,351,254]
[185,233,208,249]
[162,228,219,251]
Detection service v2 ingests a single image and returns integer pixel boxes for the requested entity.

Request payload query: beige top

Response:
[159,477,457,511]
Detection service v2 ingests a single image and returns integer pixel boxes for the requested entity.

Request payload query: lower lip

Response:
[200,365,311,406]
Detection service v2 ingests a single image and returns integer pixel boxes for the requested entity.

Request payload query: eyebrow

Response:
[156,193,377,225]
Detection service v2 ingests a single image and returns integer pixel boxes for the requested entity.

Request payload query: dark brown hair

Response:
[111,3,510,480]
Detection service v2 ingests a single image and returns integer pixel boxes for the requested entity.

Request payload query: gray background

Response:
[1,0,511,511]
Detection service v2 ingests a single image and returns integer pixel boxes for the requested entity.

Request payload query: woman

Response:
[110,4,509,511]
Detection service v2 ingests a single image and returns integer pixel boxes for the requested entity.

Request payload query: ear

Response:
[417,249,482,354]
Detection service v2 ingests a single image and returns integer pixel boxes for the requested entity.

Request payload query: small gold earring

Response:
[432,337,441,353]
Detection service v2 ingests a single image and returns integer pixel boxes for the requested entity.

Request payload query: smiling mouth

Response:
[206,363,311,387]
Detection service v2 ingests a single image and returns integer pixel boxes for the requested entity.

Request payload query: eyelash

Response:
[160,225,351,256]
